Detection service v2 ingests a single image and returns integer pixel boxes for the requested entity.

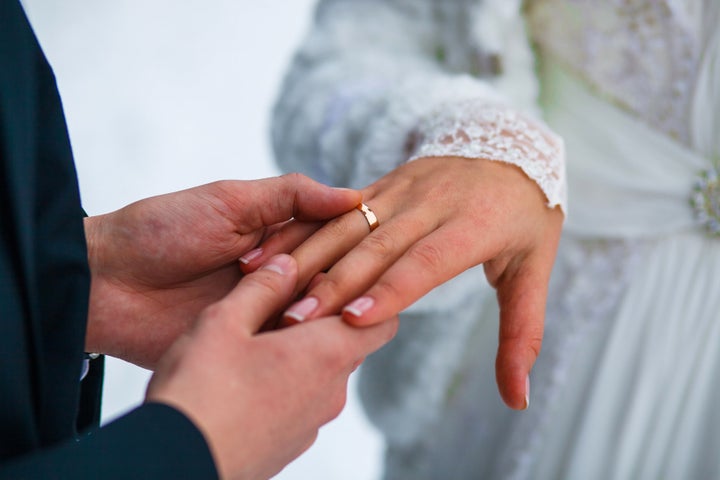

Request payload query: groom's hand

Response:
[147,254,398,479]
[84,174,360,368]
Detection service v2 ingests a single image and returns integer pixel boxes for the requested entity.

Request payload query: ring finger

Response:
[284,204,441,322]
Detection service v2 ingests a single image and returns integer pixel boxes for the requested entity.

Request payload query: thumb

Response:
[232,174,362,228]
[215,254,299,334]
[494,260,549,410]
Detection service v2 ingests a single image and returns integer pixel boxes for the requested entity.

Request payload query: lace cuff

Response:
[409,99,567,213]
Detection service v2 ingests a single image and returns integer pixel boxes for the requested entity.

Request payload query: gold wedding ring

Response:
[356,203,379,232]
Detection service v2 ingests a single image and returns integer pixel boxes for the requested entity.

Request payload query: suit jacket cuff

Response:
[1,403,218,479]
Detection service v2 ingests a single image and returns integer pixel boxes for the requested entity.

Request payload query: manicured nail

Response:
[284,297,319,323]
[523,375,531,410]
[239,248,263,265]
[260,255,293,276]
[343,296,375,318]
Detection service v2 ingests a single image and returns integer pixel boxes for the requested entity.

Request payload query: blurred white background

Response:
[21,1,383,478]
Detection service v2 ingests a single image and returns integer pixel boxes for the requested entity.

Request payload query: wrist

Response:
[83,214,112,353]
[83,214,107,274]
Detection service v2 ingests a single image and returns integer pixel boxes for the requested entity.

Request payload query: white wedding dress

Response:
[272,1,720,478]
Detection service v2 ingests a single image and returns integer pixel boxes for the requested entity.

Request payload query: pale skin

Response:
[239,156,564,410]
[83,174,399,479]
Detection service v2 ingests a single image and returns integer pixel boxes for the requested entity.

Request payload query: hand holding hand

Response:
[84,174,361,368]
[146,254,398,480]
[240,157,563,409]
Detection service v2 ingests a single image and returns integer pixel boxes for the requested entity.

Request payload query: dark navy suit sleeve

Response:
[0,404,217,479]
[0,0,217,477]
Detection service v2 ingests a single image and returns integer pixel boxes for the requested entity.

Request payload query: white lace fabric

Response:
[409,99,566,209]
[526,0,701,145]
[272,0,567,213]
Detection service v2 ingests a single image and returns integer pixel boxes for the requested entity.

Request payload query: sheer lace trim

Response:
[409,99,567,212]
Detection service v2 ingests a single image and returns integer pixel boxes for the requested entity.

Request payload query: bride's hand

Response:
[240,156,563,409]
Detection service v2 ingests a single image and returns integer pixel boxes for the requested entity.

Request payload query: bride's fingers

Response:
[280,272,327,327]
[284,211,438,322]
[238,189,392,274]
[305,272,327,292]
[493,254,550,410]
[239,220,323,273]
[287,200,392,297]
[339,221,499,327]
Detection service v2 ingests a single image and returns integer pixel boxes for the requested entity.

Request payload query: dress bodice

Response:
[426,0,706,145]
[525,0,703,146]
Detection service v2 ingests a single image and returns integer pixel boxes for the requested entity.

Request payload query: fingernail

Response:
[239,247,263,265]
[284,297,319,323]
[343,296,375,318]
[523,375,531,410]
[260,255,293,276]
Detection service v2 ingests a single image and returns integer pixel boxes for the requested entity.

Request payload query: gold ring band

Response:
[356,203,379,232]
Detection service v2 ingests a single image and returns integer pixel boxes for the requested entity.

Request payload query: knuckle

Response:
[356,229,395,261]
[526,335,543,360]
[205,179,235,196]
[407,242,445,274]
[483,256,513,289]
[200,302,231,323]
[323,215,353,239]
[372,279,403,305]
[266,341,293,366]
[320,340,348,368]
[313,277,345,305]
[316,336,354,371]
[499,330,544,364]
[282,172,306,186]
[246,269,283,293]
[278,173,308,216]
[239,271,290,308]
[198,302,248,339]
[327,388,348,421]
[206,179,228,192]
[300,432,319,455]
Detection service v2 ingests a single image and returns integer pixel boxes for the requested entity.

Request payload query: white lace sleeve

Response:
[272,0,567,212]
[409,99,567,209]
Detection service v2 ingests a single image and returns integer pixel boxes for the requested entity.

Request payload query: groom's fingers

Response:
[211,254,299,335]
[212,174,361,230]
[239,219,324,273]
